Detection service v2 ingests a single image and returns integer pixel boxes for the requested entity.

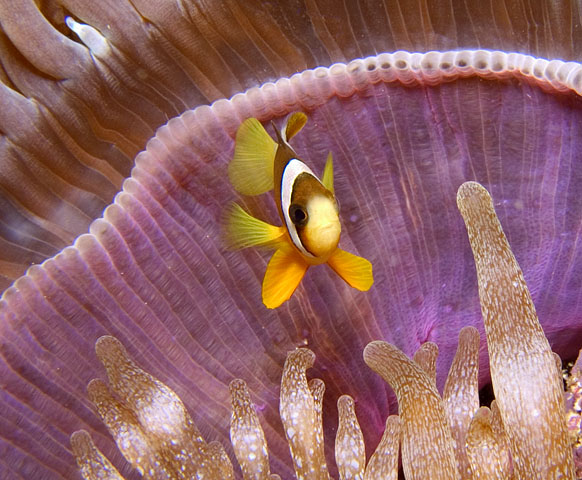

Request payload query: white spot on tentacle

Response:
[66,17,111,58]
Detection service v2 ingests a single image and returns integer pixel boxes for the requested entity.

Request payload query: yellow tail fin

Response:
[321,151,334,194]
[283,112,308,142]
[223,203,286,250]
[262,245,309,308]
[327,248,374,291]
[228,118,277,196]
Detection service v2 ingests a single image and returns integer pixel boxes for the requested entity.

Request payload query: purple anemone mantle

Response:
[1,2,582,479]
[2,49,582,479]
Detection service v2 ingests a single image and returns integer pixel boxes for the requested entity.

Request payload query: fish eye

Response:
[289,204,308,226]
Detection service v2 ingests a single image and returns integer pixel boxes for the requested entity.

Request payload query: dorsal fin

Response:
[321,152,334,194]
[228,118,277,196]
[282,112,308,143]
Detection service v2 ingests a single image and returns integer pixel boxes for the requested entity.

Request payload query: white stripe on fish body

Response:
[281,158,318,258]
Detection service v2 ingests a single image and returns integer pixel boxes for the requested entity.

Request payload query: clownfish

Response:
[224,112,373,308]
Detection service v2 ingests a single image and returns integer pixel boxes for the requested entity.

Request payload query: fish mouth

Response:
[303,222,341,258]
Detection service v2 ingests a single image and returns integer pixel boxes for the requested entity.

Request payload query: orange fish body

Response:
[225,112,373,308]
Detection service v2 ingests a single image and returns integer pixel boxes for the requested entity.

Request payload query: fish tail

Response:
[222,203,286,250]
[327,248,374,291]
[262,245,309,308]
[228,118,277,196]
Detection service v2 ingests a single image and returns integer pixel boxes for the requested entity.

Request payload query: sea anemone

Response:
[70,182,578,479]
[2,2,582,479]
[1,0,582,289]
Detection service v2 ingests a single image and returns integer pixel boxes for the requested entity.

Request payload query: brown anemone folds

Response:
[1,0,575,293]
[1,1,582,292]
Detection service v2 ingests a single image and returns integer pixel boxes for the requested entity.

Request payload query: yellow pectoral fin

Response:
[284,112,308,142]
[327,248,374,291]
[223,203,286,250]
[228,118,277,196]
[262,247,309,308]
[321,152,334,194]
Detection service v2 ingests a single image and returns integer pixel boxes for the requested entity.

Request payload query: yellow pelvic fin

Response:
[327,248,374,291]
[228,118,277,196]
[321,151,334,194]
[283,112,308,142]
[223,203,286,250]
[262,245,309,308]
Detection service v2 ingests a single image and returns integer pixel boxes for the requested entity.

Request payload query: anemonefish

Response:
[224,112,373,309]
